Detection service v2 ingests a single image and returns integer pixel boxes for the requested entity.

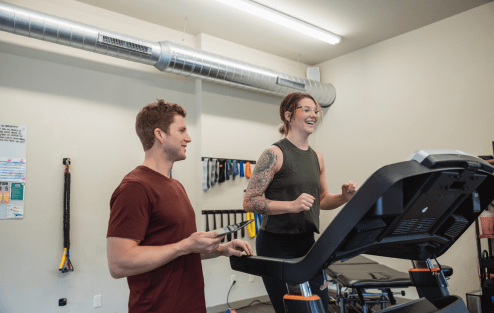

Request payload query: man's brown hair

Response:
[135,99,186,151]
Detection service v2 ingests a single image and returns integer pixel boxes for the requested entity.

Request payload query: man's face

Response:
[162,115,191,162]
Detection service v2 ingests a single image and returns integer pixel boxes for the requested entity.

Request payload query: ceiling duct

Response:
[0,1,336,106]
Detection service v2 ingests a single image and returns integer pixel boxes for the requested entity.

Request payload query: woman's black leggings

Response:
[256,230,329,313]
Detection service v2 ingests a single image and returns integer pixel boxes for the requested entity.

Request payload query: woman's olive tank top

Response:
[261,138,321,234]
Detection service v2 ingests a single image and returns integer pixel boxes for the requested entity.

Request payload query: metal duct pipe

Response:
[155,42,336,105]
[0,1,336,106]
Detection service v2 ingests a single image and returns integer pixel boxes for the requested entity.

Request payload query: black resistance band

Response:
[59,158,74,273]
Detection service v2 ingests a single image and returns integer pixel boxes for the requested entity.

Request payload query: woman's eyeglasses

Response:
[296,106,320,115]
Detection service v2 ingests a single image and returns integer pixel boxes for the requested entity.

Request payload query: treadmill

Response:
[230,150,494,312]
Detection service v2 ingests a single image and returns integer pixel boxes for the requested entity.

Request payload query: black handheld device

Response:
[212,220,253,237]
[479,155,493,160]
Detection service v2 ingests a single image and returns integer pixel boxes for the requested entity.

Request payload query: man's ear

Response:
[154,128,166,144]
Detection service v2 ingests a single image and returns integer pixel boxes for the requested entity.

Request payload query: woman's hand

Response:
[342,181,358,201]
[290,193,315,213]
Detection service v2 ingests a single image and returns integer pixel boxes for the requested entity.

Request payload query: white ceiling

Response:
[76,0,492,65]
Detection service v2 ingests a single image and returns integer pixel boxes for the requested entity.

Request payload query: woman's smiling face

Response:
[287,97,319,136]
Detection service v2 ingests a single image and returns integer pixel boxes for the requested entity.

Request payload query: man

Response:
[107,99,252,313]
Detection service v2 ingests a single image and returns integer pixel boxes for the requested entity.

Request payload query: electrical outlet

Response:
[231,275,236,285]
[249,274,255,283]
[94,295,101,308]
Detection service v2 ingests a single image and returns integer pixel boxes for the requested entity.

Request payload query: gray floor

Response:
[235,301,274,312]
[233,290,411,313]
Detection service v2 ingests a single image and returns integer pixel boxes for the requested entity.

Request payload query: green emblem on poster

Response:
[11,183,24,200]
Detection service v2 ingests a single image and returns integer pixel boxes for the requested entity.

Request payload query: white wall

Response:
[0,0,305,312]
[199,82,282,309]
[315,2,494,301]
[0,49,197,313]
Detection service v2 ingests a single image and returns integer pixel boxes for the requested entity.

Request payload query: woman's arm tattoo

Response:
[243,149,277,215]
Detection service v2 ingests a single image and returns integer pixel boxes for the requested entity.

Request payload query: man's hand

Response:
[184,231,224,254]
[290,193,315,213]
[342,181,358,201]
[219,239,253,257]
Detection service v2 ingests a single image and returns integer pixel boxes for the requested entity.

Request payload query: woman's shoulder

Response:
[313,150,324,171]
[268,145,283,161]
[314,150,323,159]
[258,145,283,172]
[268,144,282,154]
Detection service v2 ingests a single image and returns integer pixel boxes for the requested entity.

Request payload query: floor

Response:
[233,301,365,313]
[232,290,411,313]
[235,301,275,312]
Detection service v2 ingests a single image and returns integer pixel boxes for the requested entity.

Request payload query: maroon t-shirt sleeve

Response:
[107,181,151,241]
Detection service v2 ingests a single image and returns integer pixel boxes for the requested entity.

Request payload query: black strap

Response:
[63,158,71,250]
[61,158,74,273]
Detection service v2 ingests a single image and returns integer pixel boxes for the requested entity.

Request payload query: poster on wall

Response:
[0,124,27,219]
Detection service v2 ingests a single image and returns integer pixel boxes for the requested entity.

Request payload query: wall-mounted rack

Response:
[202,210,248,241]
[202,210,246,214]
[201,157,256,164]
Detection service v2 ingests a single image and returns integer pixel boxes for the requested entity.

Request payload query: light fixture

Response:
[214,0,341,45]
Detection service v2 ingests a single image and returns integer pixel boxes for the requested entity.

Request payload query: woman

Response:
[243,92,358,313]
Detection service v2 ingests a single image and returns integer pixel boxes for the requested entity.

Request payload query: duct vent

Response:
[276,77,305,91]
[98,34,151,54]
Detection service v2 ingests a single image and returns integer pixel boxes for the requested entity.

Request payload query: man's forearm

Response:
[107,238,189,279]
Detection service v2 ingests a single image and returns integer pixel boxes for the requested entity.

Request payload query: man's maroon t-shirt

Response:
[108,166,206,313]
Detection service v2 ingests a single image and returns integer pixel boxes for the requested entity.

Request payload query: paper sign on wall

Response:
[0,124,27,219]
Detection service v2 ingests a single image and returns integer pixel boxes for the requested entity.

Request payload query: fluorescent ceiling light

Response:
[215,0,341,45]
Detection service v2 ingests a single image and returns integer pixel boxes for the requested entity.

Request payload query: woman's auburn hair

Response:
[278,92,322,135]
